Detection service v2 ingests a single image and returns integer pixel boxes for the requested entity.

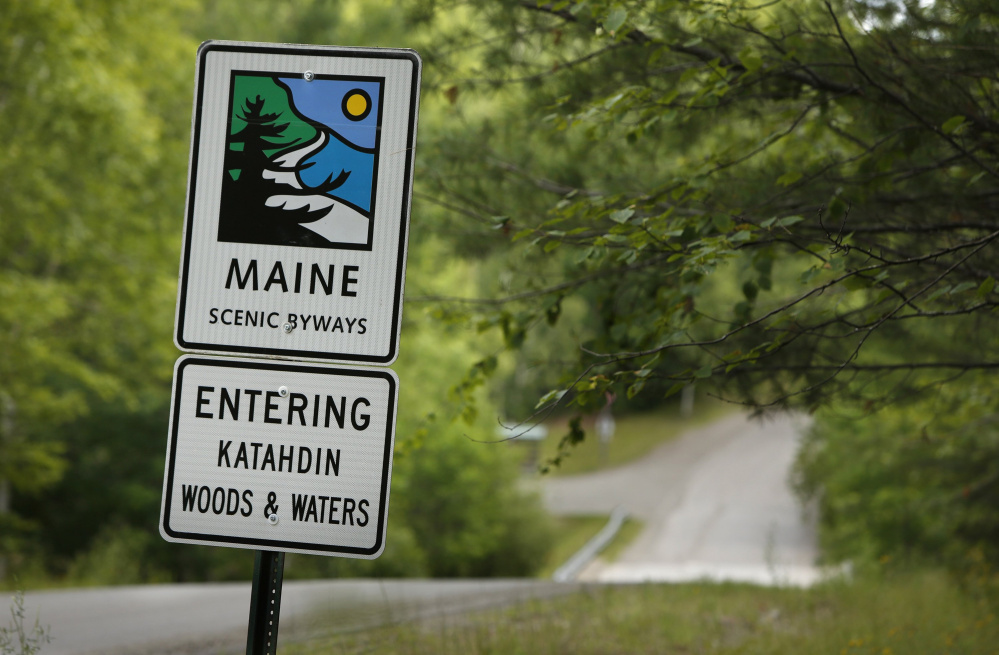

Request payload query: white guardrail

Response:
[552,506,629,583]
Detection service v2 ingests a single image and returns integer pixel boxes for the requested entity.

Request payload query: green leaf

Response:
[476,355,498,375]
[664,382,687,399]
[536,389,567,409]
[800,266,821,285]
[546,298,562,326]
[926,285,952,303]
[828,197,848,222]
[604,7,627,32]
[694,365,713,379]
[738,46,763,73]
[610,208,635,223]
[967,171,986,187]
[712,214,734,231]
[627,379,645,398]
[942,115,966,134]
[777,171,803,187]
[949,281,977,295]
[977,277,996,298]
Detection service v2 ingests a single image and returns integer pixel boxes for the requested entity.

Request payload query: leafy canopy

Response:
[416,0,999,425]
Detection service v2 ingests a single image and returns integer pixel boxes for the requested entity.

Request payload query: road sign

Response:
[174,41,421,365]
[159,355,397,557]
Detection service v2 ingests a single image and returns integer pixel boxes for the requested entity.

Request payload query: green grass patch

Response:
[284,570,999,654]
[541,397,730,476]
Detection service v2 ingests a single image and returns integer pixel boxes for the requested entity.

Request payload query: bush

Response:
[795,375,999,571]
[395,427,553,578]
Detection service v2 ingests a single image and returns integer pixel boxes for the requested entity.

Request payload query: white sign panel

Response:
[174,41,421,364]
[160,355,397,557]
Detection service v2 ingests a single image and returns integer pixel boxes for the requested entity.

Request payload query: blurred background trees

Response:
[0,0,192,577]
[2,0,997,582]
[414,0,999,572]
[1,0,551,584]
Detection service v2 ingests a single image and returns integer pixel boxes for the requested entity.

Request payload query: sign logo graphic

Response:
[218,72,384,250]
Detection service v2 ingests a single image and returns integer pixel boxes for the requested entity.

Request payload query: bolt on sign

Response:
[160,356,398,557]
[174,41,421,364]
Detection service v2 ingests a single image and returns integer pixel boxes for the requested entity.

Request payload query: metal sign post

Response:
[246,551,285,655]
[162,40,420,655]
[159,355,398,654]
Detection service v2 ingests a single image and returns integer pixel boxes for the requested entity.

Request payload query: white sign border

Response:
[159,354,398,558]
[173,41,421,365]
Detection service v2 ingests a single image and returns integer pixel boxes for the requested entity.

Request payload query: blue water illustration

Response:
[298,132,376,213]
[278,77,381,215]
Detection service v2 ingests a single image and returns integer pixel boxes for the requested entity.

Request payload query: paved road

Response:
[543,412,822,585]
[16,579,574,655]
[10,412,817,653]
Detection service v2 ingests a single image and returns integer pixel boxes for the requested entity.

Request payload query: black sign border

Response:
[160,356,397,557]
[175,42,420,364]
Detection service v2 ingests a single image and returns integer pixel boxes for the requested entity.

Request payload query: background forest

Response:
[2,0,998,585]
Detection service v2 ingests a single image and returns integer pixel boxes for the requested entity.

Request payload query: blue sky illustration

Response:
[279,77,381,214]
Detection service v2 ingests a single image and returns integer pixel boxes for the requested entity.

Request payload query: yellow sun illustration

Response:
[344,91,369,120]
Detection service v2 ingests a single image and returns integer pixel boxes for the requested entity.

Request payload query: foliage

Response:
[415,0,999,428]
[1,1,555,583]
[795,373,999,570]
[13,0,999,584]
[11,397,167,575]
[0,591,50,655]
[395,427,553,577]
[0,0,195,558]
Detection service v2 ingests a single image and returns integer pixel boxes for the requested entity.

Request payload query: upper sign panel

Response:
[175,41,421,364]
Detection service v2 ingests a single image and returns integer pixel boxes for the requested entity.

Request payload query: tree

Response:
[407,0,999,568]
[414,0,999,425]
[0,0,195,574]
[795,371,999,569]
[2,0,558,583]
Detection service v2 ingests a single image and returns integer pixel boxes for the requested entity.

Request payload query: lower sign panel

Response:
[160,355,397,557]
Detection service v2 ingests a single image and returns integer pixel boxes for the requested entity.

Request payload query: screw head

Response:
[268,514,279,526]
[282,322,293,333]
[303,70,315,82]
[278,386,289,398]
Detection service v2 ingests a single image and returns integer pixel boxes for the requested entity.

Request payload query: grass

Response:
[283,570,999,654]
[535,515,645,579]
[538,397,731,476]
